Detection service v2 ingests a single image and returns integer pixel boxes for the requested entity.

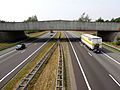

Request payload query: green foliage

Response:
[116,41,120,45]
[115,37,120,45]
[110,17,120,22]
[116,37,120,41]
[24,15,38,22]
[96,17,104,22]
[95,17,120,23]
[78,12,91,22]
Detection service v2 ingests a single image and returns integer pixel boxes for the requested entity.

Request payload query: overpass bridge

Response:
[0,20,120,42]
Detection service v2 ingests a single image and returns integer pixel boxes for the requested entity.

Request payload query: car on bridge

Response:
[16,44,26,50]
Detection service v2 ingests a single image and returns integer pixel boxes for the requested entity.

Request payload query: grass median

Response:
[61,32,71,90]
[27,46,59,90]
[2,32,60,90]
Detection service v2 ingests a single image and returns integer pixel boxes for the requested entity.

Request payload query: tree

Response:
[24,15,38,22]
[110,17,120,22]
[96,17,104,22]
[0,20,6,23]
[78,13,91,22]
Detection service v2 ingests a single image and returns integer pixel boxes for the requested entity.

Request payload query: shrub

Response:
[116,41,120,45]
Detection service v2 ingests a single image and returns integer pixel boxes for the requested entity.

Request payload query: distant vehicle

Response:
[81,34,102,52]
[16,44,26,50]
[50,34,53,36]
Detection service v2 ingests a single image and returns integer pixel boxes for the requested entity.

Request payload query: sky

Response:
[0,0,119,22]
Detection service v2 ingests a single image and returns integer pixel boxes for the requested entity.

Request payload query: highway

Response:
[0,31,120,90]
[65,32,120,90]
[0,32,55,89]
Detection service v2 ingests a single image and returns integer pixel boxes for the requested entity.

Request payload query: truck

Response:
[81,34,102,52]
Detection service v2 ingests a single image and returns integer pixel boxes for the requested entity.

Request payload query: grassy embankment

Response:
[72,31,120,53]
[3,32,60,90]
[0,31,47,51]
[103,42,120,53]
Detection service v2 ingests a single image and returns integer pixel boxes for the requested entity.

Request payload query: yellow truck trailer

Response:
[81,34,102,52]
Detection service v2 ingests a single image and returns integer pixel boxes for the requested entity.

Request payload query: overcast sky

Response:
[0,0,119,21]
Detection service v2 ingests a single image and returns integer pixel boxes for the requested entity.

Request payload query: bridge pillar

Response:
[97,31,120,42]
[50,30,53,33]
[0,31,27,42]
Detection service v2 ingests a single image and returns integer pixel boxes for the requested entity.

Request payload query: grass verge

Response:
[104,42,120,48]
[103,43,120,53]
[2,32,60,90]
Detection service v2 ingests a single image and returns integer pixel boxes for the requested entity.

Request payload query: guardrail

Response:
[103,42,120,52]
[56,44,64,90]
[16,41,58,90]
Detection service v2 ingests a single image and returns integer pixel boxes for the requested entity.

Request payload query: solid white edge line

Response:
[70,32,120,65]
[88,52,92,56]
[0,33,56,82]
[109,74,120,87]
[0,50,16,59]
[0,32,49,59]
[0,42,47,82]
[65,32,92,90]
[102,52,120,65]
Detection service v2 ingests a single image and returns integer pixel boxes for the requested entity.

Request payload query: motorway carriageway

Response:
[65,32,120,90]
[0,32,55,89]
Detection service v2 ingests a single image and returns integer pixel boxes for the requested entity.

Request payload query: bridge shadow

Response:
[0,37,80,43]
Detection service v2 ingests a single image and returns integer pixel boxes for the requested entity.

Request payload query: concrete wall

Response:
[0,31,27,42]
[0,21,120,31]
[97,31,120,42]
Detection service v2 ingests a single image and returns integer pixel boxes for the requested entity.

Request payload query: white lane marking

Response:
[88,52,92,56]
[70,32,120,65]
[0,42,47,82]
[0,50,16,59]
[0,33,49,58]
[21,50,26,53]
[65,33,92,90]
[0,33,56,82]
[0,52,19,64]
[102,52,120,65]
[109,74,120,87]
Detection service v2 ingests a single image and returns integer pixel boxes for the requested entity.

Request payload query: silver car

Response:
[16,44,26,50]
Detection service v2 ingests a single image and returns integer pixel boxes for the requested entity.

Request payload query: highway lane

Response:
[0,32,55,89]
[65,32,120,90]
[70,32,120,84]
[0,32,50,59]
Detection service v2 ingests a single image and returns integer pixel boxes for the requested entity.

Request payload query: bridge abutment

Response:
[0,31,27,42]
[97,31,120,42]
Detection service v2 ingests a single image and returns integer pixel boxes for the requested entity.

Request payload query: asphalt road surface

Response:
[0,32,55,89]
[65,32,120,90]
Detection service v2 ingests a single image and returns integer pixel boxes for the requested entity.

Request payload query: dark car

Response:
[16,44,26,50]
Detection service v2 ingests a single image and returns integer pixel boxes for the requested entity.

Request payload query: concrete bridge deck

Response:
[0,20,120,31]
[0,20,120,42]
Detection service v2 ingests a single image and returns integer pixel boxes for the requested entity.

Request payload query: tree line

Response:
[78,13,120,22]
[0,14,120,23]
